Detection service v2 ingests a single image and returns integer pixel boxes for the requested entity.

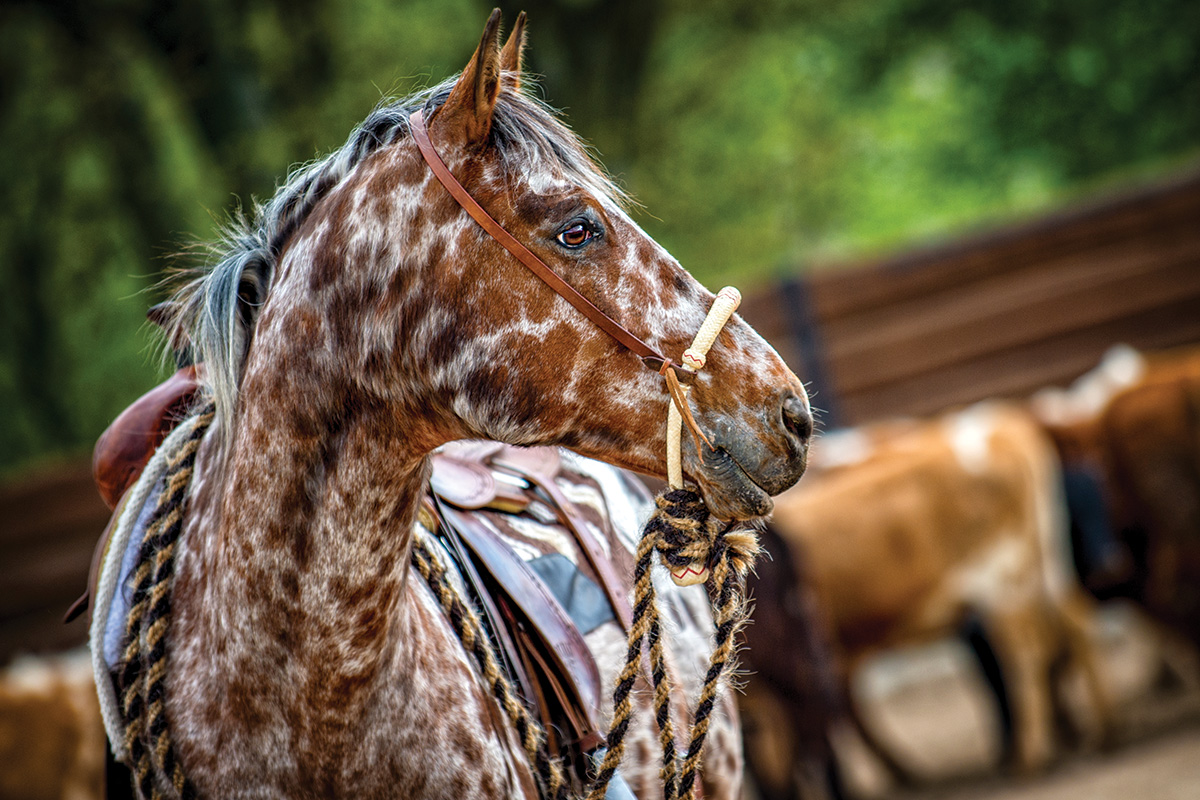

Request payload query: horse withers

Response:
[93,10,811,800]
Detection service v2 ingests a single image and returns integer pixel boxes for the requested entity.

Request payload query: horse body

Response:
[140,13,809,798]
[767,402,1110,777]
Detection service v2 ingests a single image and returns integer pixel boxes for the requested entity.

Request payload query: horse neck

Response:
[177,383,434,702]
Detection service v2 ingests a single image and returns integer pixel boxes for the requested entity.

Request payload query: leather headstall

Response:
[408,108,696,389]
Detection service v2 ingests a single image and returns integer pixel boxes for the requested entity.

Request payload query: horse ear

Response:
[437,8,505,147]
[500,11,527,87]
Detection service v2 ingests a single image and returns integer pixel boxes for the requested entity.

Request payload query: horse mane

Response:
[164,74,628,436]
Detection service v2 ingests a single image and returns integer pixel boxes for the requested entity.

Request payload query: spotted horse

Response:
[79,10,811,800]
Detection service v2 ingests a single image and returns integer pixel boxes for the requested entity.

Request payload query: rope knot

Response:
[590,486,762,800]
[644,488,760,588]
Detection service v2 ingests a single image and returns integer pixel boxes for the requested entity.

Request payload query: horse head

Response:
[177,10,810,521]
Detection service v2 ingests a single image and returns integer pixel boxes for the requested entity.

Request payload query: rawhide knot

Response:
[643,488,760,587]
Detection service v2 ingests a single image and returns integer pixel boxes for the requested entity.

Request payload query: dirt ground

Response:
[829,603,1200,800]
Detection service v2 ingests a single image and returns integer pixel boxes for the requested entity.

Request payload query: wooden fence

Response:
[740,168,1200,428]
[0,463,109,663]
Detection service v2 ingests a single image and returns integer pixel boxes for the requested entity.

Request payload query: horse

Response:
[760,402,1112,784]
[92,11,811,799]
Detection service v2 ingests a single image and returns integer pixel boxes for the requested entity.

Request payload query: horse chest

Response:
[168,572,538,799]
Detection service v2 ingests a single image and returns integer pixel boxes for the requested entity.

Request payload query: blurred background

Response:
[1,0,1198,798]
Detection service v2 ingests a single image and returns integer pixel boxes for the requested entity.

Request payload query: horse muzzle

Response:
[688,388,811,520]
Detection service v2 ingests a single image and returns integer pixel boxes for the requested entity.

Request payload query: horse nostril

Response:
[782,394,813,444]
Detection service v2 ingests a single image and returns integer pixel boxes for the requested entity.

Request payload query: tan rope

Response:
[411,535,574,799]
[111,400,758,800]
[587,489,760,800]
[116,403,213,800]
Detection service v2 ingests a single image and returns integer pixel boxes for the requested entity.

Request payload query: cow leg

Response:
[741,681,800,800]
[961,613,1015,762]
[1150,617,1200,693]
[980,605,1056,774]
[742,679,844,800]
[1054,589,1117,750]
[844,679,919,787]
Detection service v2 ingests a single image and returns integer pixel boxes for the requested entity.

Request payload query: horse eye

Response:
[555,222,596,249]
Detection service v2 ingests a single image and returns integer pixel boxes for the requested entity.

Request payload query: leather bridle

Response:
[409,108,700,378]
[410,108,718,462]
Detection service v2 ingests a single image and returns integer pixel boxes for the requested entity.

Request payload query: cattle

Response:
[751,401,1113,788]
[741,523,846,800]
[0,649,104,800]
[1034,344,1200,662]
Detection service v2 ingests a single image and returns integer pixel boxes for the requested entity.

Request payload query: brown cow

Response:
[0,649,104,800]
[762,402,1113,782]
[1035,345,1200,656]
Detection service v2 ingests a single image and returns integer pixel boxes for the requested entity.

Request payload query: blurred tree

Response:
[606,0,1200,283]
[496,0,662,165]
[0,0,483,475]
[1,0,1197,474]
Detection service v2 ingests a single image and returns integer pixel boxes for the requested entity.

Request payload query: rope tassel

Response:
[588,488,761,800]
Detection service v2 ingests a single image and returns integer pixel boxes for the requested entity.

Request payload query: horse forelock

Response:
[163,74,627,439]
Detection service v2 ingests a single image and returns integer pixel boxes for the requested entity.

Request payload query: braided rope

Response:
[411,535,573,799]
[416,487,758,800]
[116,403,213,800]
[588,488,760,800]
[108,409,755,800]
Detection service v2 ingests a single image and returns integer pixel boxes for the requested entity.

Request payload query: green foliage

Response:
[2,0,1197,474]
[585,0,1200,283]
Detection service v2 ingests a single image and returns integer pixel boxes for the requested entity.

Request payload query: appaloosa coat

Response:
[101,11,811,799]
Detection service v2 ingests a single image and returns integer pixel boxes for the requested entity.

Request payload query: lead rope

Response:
[587,287,761,800]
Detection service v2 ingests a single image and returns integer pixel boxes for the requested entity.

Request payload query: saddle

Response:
[71,368,638,760]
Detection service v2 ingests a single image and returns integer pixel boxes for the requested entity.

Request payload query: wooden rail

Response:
[0,463,107,663]
[741,168,1200,426]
